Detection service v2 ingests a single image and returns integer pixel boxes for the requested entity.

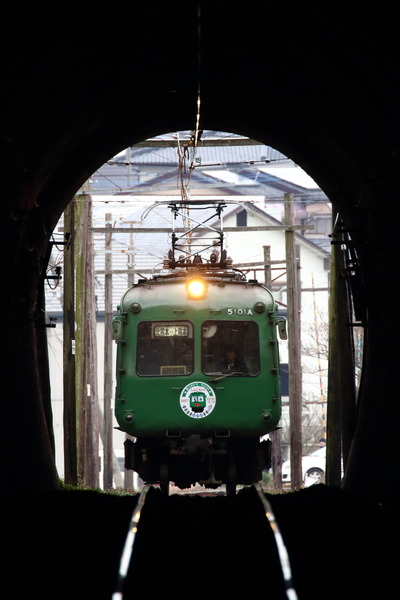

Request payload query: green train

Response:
[112,271,286,493]
[112,201,286,493]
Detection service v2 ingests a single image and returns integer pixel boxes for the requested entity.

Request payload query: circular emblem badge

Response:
[179,381,216,419]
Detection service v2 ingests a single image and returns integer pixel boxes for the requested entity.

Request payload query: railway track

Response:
[2,484,388,599]
[112,485,153,600]
[112,484,298,600]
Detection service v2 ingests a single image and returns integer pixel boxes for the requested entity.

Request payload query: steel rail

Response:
[255,483,299,600]
[113,482,298,599]
[112,485,153,600]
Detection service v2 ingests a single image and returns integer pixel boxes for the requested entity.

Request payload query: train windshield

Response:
[202,320,260,376]
[137,321,194,376]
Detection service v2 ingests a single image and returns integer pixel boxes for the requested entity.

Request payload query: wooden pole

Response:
[75,193,99,487]
[284,193,303,489]
[124,224,136,490]
[264,245,282,490]
[74,194,85,483]
[63,200,77,485]
[103,214,113,489]
[86,196,100,488]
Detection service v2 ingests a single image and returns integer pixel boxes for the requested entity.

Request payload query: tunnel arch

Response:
[1,4,399,501]
[47,129,334,484]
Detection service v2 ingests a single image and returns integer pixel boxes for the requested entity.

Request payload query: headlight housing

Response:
[186,277,207,300]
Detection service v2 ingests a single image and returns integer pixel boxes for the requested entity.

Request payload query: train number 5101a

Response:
[226,307,253,315]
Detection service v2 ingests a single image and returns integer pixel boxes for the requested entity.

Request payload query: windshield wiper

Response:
[208,371,247,382]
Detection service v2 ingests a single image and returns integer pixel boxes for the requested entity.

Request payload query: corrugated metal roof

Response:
[91,142,292,194]
[126,143,287,165]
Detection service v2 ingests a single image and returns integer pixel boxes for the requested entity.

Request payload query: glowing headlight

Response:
[186,277,207,300]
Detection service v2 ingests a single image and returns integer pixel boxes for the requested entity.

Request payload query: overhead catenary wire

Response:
[193,1,202,151]
[175,2,203,252]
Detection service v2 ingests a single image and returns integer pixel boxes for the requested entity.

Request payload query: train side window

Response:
[201,320,260,376]
[136,321,194,376]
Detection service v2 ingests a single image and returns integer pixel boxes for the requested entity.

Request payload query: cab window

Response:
[201,320,260,376]
[137,321,194,376]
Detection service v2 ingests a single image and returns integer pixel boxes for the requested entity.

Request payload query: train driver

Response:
[220,345,249,374]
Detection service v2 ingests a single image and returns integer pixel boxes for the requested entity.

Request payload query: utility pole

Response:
[264,245,282,490]
[75,192,99,488]
[103,214,113,489]
[124,223,136,490]
[63,199,77,485]
[284,193,303,489]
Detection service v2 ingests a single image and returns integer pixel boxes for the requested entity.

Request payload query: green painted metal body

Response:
[113,275,283,439]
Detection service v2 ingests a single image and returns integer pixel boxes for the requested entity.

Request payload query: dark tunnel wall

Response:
[1,3,399,499]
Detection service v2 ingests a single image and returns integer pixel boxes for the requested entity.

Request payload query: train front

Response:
[112,272,286,492]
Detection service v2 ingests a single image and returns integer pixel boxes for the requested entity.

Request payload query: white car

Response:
[281,446,326,487]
